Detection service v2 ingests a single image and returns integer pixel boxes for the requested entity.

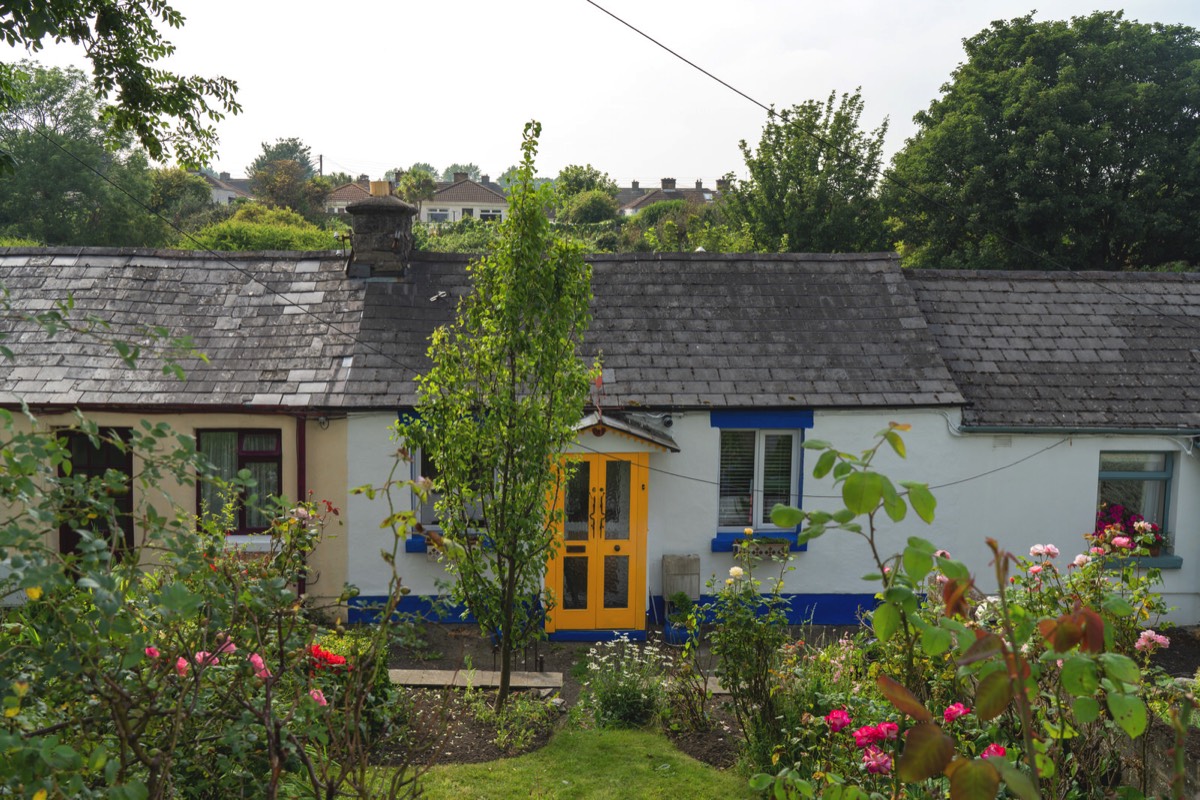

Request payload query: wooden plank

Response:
[388,668,562,689]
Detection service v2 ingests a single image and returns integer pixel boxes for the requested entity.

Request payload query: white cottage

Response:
[2,195,1197,634]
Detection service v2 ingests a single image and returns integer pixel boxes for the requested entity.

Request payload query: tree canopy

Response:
[0,0,239,169]
[0,62,168,247]
[886,11,1200,270]
[440,163,480,182]
[554,163,617,204]
[249,158,329,222]
[186,203,339,251]
[723,90,889,253]
[247,137,316,179]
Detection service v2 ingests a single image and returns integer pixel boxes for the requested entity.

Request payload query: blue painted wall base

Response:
[350,592,877,627]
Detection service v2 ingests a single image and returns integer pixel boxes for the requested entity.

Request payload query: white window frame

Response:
[717,429,800,531]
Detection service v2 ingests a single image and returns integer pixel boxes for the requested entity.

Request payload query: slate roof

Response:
[0,248,962,413]
[0,249,361,408]
[906,270,1200,430]
[349,252,962,409]
[326,182,371,204]
[621,186,713,214]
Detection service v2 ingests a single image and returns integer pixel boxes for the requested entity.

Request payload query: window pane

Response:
[719,431,755,526]
[563,557,588,609]
[245,460,280,529]
[242,431,280,453]
[604,460,630,541]
[1100,453,1166,473]
[761,433,794,526]
[199,431,238,519]
[1099,479,1166,527]
[604,555,629,608]
[564,461,591,541]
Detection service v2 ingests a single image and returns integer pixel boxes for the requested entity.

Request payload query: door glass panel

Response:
[564,461,590,541]
[604,460,630,540]
[603,555,629,608]
[563,556,588,609]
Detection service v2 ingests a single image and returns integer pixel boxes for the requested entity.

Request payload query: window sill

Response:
[710,531,806,553]
[1104,554,1182,570]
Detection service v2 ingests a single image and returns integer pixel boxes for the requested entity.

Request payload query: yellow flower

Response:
[33,790,47,800]
[24,587,42,601]
[3,706,17,718]
[743,527,754,537]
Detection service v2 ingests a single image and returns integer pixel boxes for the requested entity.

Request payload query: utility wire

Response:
[583,0,1200,333]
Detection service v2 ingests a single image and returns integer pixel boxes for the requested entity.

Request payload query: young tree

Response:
[395,169,437,206]
[398,121,595,709]
[247,136,316,178]
[553,163,618,213]
[724,89,889,253]
[885,12,1200,270]
[249,159,330,222]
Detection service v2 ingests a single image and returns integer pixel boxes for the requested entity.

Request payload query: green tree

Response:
[149,167,223,234]
[0,0,239,170]
[886,12,1200,271]
[247,136,316,179]
[724,89,888,253]
[186,203,339,251]
[561,188,619,223]
[496,164,521,189]
[249,159,330,222]
[397,121,595,709]
[554,163,617,209]
[440,162,480,182]
[407,161,438,178]
[395,169,437,206]
[0,62,167,246]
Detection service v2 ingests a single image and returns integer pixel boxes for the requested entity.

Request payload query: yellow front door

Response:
[547,453,647,631]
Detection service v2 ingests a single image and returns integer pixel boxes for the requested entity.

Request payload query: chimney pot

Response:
[695,179,703,189]
[453,172,468,183]
[481,174,489,184]
[219,171,230,181]
[631,180,639,190]
[661,177,676,189]
[344,195,418,278]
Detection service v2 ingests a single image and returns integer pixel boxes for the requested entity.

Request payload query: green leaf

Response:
[938,557,970,582]
[873,602,901,642]
[946,757,1000,799]
[802,439,832,450]
[902,482,937,523]
[1060,657,1100,697]
[797,523,826,544]
[903,546,933,582]
[1098,653,1141,686]
[974,670,1012,720]
[921,625,954,656]
[897,722,955,781]
[813,449,837,479]
[831,508,856,524]
[958,633,1004,666]
[877,674,933,722]
[1072,696,1101,723]
[1106,693,1148,738]
[989,758,1040,800]
[832,461,853,480]
[770,504,805,529]
[883,430,907,458]
[1101,594,1135,618]
[907,536,936,554]
[842,471,883,515]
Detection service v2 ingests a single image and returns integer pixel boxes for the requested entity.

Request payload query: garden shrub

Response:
[579,635,670,728]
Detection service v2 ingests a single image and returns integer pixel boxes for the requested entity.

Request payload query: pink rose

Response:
[1135,630,1170,652]
[981,743,1006,759]
[1072,554,1091,568]
[1028,565,1043,575]
[1112,536,1133,550]
[175,657,189,677]
[1029,544,1046,558]
[853,725,882,748]
[1044,544,1060,558]
[862,745,892,775]
[309,689,328,706]
[194,651,218,666]
[876,721,899,740]
[935,549,951,559]
[248,652,271,679]
[1090,546,1106,555]
[145,646,160,659]
[825,708,851,733]
[215,639,237,656]
[943,703,970,723]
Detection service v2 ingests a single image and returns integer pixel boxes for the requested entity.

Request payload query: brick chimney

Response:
[453,172,468,183]
[631,180,639,190]
[344,194,418,278]
[219,171,230,181]
[695,179,703,189]
[357,173,369,188]
[661,178,676,189]
[481,174,490,184]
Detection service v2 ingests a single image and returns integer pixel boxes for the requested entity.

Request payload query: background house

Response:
[325,175,373,214]
[617,178,720,216]
[198,170,254,205]
[420,173,507,223]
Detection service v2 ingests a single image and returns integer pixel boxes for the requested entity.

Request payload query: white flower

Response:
[1029,544,1046,558]
[729,566,744,579]
[1072,553,1091,568]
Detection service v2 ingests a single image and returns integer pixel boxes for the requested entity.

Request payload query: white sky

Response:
[25,0,1200,184]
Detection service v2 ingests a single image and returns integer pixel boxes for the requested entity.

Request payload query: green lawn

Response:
[417,727,755,799]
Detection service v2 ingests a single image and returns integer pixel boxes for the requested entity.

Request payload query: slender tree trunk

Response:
[496,560,517,710]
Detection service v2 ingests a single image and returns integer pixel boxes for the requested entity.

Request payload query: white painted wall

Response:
[346,407,1200,624]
